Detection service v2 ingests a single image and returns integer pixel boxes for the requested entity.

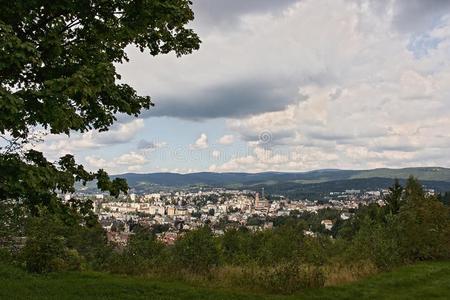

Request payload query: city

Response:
[66,187,414,246]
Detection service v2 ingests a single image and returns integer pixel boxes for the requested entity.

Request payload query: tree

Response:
[173,226,220,273]
[0,1,199,205]
[438,192,450,206]
[0,0,200,203]
[384,179,403,215]
[221,228,244,264]
[21,206,85,273]
[1,0,200,140]
[108,227,164,275]
[0,0,200,267]
[395,177,450,261]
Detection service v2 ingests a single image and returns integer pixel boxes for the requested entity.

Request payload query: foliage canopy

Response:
[0,0,200,139]
[0,0,200,206]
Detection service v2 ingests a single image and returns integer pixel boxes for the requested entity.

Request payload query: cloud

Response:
[391,0,450,33]
[95,119,145,145]
[209,146,292,172]
[118,0,335,121]
[192,0,299,29]
[137,139,167,150]
[192,0,450,35]
[116,152,148,165]
[143,79,299,119]
[85,151,149,173]
[123,0,449,122]
[218,134,235,145]
[190,133,209,150]
[85,156,109,170]
[36,119,145,158]
[208,0,450,171]
[40,0,450,173]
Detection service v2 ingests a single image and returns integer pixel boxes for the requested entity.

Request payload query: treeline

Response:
[1,177,449,294]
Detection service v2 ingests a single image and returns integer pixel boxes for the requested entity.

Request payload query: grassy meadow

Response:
[1,261,449,300]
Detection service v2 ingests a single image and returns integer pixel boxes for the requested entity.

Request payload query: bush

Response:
[345,219,401,270]
[106,230,166,275]
[0,247,12,263]
[20,210,85,273]
[173,227,220,273]
[21,236,83,273]
[251,262,325,294]
[324,260,378,286]
[396,195,450,261]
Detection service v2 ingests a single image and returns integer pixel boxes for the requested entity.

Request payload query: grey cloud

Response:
[144,79,300,119]
[241,129,296,145]
[193,0,450,33]
[304,131,373,144]
[357,0,450,33]
[96,135,130,145]
[368,144,421,153]
[137,139,157,150]
[307,131,354,142]
[305,123,389,143]
[192,0,299,28]
[392,0,450,33]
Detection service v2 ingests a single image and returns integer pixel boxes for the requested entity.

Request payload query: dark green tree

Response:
[395,177,450,261]
[0,0,200,268]
[173,226,220,273]
[107,226,164,275]
[438,192,450,206]
[0,0,200,139]
[384,179,404,215]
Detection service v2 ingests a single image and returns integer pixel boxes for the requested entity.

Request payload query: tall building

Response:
[254,189,269,212]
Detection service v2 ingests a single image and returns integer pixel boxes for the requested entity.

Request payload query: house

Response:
[321,219,333,231]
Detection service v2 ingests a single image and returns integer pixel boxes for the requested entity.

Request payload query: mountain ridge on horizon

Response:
[99,167,450,198]
[114,166,450,177]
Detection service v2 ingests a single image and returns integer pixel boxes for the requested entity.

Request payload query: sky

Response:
[37,0,450,174]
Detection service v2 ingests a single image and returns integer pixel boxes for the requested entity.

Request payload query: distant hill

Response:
[100,167,450,198]
[348,167,450,182]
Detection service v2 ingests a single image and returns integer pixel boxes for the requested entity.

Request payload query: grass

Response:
[298,261,450,299]
[1,261,449,299]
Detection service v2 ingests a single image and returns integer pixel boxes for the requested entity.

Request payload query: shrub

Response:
[173,226,220,273]
[254,262,325,294]
[20,210,85,273]
[324,260,378,286]
[345,219,401,270]
[21,236,83,273]
[396,196,450,261]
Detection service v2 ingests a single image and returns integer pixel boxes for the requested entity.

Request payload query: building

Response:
[167,206,176,216]
[321,219,333,231]
[254,190,269,212]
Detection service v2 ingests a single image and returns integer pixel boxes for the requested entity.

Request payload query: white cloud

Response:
[218,134,235,145]
[116,152,148,165]
[85,156,109,170]
[85,151,149,173]
[190,133,209,150]
[36,119,145,159]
